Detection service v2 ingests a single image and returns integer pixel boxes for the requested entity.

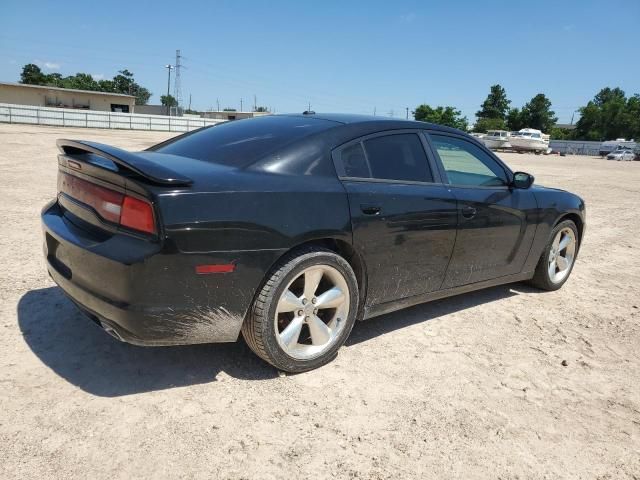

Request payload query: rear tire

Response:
[529,220,579,291]
[242,247,359,373]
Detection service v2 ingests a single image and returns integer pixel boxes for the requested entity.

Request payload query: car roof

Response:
[278,112,464,134]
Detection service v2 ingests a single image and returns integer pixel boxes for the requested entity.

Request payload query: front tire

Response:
[242,248,359,372]
[529,220,579,291]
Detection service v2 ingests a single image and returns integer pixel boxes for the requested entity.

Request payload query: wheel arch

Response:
[265,238,368,320]
[555,213,584,246]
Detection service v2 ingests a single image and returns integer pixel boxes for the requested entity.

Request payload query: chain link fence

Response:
[0,103,224,132]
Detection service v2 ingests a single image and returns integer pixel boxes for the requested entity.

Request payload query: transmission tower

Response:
[173,49,183,109]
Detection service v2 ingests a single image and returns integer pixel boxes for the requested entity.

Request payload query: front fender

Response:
[521,187,586,272]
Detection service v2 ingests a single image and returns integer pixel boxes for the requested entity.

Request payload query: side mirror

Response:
[512,171,534,189]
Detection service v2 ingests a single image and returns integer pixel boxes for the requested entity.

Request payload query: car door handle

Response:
[461,206,477,219]
[360,204,381,215]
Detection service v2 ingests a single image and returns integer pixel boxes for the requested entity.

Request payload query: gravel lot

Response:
[1,124,639,479]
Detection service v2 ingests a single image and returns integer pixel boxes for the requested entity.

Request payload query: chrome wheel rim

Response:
[548,228,576,284]
[274,265,350,360]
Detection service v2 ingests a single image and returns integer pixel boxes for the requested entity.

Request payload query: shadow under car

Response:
[17,284,531,397]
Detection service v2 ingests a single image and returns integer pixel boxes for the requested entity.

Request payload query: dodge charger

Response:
[41,113,585,372]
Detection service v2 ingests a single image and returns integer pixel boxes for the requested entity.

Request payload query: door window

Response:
[362,134,433,182]
[340,142,371,178]
[336,133,433,182]
[430,134,507,186]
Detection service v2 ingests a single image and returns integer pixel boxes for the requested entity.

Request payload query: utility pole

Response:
[174,50,183,111]
[373,106,376,116]
[216,98,220,111]
[188,94,192,111]
[240,98,243,111]
[406,107,409,120]
[253,94,257,112]
[165,64,174,116]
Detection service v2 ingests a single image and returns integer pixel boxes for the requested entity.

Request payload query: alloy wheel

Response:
[274,265,350,360]
[548,227,576,284]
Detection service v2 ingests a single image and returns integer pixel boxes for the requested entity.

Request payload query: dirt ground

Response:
[1,123,639,479]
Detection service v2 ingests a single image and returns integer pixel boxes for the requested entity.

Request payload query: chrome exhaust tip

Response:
[100,322,124,342]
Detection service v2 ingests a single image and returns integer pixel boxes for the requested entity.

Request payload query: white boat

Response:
[509,128,550,152]
[481,130,511,150]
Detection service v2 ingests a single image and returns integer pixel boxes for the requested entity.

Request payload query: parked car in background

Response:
[41,113,586,372]
[599,138,637,157]
[607,147,636,161]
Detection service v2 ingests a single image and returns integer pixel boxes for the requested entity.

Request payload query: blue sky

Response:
[2,0,638,123]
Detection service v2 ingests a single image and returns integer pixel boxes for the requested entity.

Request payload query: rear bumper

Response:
[42,200,282,346]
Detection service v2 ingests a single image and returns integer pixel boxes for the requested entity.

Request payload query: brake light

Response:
[120,196,156,234]
[60,172,156,235]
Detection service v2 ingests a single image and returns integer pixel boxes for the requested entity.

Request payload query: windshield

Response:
[149,115,337,167]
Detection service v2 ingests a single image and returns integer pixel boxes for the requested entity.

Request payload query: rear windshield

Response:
[149,115,337,167]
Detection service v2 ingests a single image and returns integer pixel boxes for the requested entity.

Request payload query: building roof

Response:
[0,81,135,98]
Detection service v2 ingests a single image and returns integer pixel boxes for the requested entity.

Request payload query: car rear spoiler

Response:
[56,139,193,186]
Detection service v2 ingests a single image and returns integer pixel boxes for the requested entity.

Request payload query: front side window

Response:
[362,134,432,182]
[430,134,507,187]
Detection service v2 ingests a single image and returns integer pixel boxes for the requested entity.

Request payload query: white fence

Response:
[0,103,224,132]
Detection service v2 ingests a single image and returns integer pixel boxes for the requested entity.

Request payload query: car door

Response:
[333,130,458,307]
[426,132,538,288]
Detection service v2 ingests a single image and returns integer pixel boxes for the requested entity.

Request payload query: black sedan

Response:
[42,113,585,372]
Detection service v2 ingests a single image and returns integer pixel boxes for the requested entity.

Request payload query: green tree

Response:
[413,104,468,130]
[506,108,525,131]
[112,69,151,105]
[625,94,640,140]
[575,87,631,140]
[549,127,575,140]
[97,79,116,92]
[132,86,151,106]
[476,84,510,121]
[45,73,64,87]
[17,64,152,105]
[20,64,47,85]
[63,73,99,91]
[255,106,269,112]
[474,117,506,133]
[161,94,178,107]
[519,94,557,132]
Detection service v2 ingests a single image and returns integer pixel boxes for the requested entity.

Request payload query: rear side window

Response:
[149,115,336,167]
[340,143,370,178]
[348,133,432,182]
[336,134,432,182]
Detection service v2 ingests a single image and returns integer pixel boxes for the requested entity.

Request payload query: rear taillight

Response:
[120,196,156,234]
[60,172,156,235]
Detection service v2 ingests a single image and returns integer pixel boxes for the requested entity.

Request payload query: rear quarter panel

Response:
[158,172,351,253]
